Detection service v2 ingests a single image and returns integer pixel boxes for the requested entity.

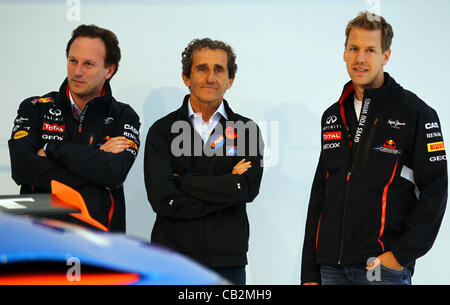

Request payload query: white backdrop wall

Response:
[1,0,449,284]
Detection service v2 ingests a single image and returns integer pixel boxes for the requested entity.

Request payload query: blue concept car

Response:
[0,181,225,285]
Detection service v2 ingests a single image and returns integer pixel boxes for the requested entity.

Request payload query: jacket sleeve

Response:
[8,99,89,191]
[44,106,140,189]
[301,152,326,284]
[175,123,264,204]
[144,121,235,220]
[391,106,448,267]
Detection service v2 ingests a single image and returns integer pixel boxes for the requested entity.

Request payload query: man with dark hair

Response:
[301,11,447,285]
[8,24,140,232]
[144,38,264,285]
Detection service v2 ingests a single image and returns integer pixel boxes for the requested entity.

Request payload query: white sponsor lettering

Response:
[124,124,139,135]
[14,117,29,124]
[354,127,363,143]
[123,131,137,141]
[323,142,340,150]
[426,132,442,139]
[42,134,63,141]
[354,99,370,143]
[126,148,137,156]
[323,124,342,131]
[425,122,439,130]
[43,115,64,122]
[387,119,406,129]
[430,155,446,162]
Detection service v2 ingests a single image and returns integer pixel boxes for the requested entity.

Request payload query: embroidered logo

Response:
[373,140,402,155]
[387,119,406,129]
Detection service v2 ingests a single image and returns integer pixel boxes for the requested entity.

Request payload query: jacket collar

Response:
[59,77,114,114]
[338,72,400,105]
[337,72,401,127]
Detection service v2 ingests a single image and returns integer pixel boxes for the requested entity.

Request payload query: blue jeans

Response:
[210,266,246,285]
[321,263,411,285]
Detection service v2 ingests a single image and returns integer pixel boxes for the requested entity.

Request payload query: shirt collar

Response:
[68,90,82,115]
[187,98,228,121]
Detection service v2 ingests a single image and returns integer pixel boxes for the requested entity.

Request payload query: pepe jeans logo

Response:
[387,119,406,129]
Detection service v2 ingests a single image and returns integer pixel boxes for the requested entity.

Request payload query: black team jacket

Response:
[8,78,140,232]
[301,73,447,283]
[144,95,264,268]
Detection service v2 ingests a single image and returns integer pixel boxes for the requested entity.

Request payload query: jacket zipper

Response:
[338,118,378,264]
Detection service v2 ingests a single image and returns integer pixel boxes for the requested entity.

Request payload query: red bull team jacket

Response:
[8,78,140,232]
[301,73,447,283]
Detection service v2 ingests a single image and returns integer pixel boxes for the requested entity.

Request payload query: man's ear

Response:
[182,73,191,88]
[105,64,116,80]
[226,77,235,90]
[383,48,392,66]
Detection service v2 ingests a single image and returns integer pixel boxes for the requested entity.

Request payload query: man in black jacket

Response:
[8,25,140,232]
[144,38,263,285]
[301,12,447,285]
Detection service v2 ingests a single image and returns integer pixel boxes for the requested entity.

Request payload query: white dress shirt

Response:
[354,94,362,121]
[188,99,228,143]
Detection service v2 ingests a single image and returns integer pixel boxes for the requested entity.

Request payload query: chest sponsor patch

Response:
[427,141,445,152]
[226,146,237,156]
[387,119,406,129]
[42,122,65,133]
[323,131,341,141]
[13,130,29,140]
[373,140,402,155]
[210,135,225,149]
[323,142,340,150]
[225,126,237,139]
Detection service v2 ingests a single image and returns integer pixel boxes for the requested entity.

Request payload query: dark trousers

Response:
[210,266,246,285]
[321,264,411,285]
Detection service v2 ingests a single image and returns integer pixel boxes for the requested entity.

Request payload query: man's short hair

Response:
[181,38,237,79]
[345,11,394,52]
[66,24,121,79]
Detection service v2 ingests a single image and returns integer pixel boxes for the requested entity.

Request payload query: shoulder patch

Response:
[13,130,29,140]
[31,97,53,105]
